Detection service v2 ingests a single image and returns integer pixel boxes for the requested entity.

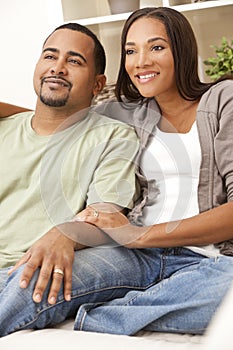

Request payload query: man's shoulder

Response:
[1,111,34,122]
[92,110,126,126]
[89,109,137,136]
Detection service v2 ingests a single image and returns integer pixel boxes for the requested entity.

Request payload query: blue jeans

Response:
[0,246,233,337]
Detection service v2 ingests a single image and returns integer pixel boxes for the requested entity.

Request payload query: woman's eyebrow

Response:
[125,37,168,46]
[148,37,168,44]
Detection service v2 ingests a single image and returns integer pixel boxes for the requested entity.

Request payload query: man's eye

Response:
[44,55,56,60]
[68,59,81,65]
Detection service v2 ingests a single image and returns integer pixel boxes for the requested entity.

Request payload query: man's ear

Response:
[93,74,106,96]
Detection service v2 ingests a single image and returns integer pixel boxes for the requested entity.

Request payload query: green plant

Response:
[204,37,233,80]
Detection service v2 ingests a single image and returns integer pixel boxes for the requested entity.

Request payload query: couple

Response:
[1,7,233,337]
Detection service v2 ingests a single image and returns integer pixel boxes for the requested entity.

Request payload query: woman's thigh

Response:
[74,254,233,335]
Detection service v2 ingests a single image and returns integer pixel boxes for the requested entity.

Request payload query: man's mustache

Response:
[41,76,72,89]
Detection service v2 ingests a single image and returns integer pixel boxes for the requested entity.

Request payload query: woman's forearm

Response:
[73,196,233,249]
[57,220,114,249]
[132,202,233,249]
[0,102,30,117]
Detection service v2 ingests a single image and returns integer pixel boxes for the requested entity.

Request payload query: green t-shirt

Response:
[0,111,139,267]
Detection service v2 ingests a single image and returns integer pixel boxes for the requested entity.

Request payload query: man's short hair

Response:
[44,22,106,74]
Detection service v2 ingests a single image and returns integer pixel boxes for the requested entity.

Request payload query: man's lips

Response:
[41,76,72,89]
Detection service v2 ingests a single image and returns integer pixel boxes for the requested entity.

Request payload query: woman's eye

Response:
[152,45,163,51]
[125,49,135,55]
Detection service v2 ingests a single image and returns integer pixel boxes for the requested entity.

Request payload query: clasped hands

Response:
[8,204,146,305]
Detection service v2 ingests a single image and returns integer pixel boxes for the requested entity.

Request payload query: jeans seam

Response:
[11,283,159,333]
[71,282,159,301]
[123,280,167,306]
[79,308,87,331]
[159,249,168,281]
[11,302,59,332]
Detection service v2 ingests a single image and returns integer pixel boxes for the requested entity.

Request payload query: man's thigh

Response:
[70,246,163,298]
[0,267,11,293]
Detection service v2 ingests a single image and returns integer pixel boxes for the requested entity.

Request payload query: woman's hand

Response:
[74,203,147,248]
[74,203,129,229]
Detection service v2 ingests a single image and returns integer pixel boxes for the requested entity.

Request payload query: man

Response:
[0,23,139,336]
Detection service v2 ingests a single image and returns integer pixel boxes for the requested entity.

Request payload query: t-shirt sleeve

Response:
[86,124,140,209]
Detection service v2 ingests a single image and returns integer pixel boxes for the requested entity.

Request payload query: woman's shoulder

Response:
[94,96,160,124]
[199,79,233,111]
[206,78,233,97]
[211,78,233,91]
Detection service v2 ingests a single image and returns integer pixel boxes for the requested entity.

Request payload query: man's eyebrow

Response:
[42,48,87,63]
[67,51,87,63]
[43,47,58,54]
[125,37,168,46]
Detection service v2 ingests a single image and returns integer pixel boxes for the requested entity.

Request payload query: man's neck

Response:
[32,103,90,136]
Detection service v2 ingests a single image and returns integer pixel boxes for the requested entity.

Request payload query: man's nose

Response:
[50,59,67,75]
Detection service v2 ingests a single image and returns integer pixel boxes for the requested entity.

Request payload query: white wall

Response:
[0,0,52,108]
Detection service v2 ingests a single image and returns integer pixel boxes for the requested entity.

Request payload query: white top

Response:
[140,122,220,257]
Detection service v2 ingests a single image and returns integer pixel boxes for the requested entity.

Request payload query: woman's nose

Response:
[136,51,153,68]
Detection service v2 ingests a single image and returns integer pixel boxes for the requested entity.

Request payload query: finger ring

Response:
[93,210,99,218]
[53,268,64,276]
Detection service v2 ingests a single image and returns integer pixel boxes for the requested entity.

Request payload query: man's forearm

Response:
[57,220,114,250]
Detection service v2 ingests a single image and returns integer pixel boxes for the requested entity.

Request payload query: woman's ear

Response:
[93,74,107,96]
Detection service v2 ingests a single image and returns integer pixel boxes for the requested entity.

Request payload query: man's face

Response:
[33,29,102,113]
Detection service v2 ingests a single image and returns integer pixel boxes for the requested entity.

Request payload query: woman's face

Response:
[125,17,177,100]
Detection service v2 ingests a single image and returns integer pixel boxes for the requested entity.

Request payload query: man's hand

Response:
[8,226,75,304]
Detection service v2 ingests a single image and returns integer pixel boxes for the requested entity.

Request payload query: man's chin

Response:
[40,96,68,108]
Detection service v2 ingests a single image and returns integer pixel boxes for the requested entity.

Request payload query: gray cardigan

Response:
[95,80,233,255]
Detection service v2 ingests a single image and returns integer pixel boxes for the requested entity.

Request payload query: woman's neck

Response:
[157,97,199,134]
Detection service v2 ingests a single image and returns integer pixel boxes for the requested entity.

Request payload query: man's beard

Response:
[40,91,69,107]
[39,77,71,107]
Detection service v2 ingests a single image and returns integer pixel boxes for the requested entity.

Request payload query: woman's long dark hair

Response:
[115,7,232,102]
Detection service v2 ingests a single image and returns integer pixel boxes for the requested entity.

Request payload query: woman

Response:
[72,7,233,335]
[1,7,233,336]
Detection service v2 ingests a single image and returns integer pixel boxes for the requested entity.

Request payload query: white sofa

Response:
[1,281,233,350]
